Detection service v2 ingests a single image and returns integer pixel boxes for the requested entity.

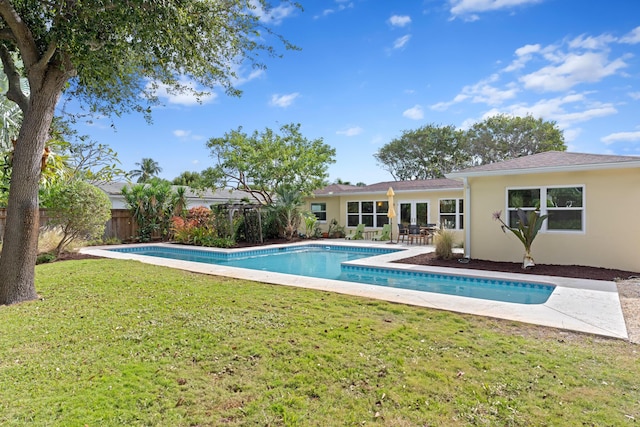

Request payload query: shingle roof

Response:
[313,178,462,196]
[447,151,640,178]
[97,182,253,201]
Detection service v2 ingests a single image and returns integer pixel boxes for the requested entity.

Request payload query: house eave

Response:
[313,187,463,198]
[446,160,640,179]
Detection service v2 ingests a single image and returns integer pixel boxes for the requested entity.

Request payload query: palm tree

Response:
[130,158,162,183]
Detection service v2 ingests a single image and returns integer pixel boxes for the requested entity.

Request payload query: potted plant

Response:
[327,218,345,238]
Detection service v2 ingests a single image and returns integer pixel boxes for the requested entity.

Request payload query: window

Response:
[439,199,464,230]
[347,201,390,227]
[507,186,584,232]
[310,203,327,222]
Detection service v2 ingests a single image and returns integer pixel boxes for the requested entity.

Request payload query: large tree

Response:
[0,0,296,305]
[203,123,336,204]
[375,116,566,180]
[466,114,565,166]
[375,124,469,180]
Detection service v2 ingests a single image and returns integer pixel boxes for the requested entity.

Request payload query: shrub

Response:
[171,207,237,248]
[434,229,456,260]
[121,180,175,242]
[36,252,56,265]
[41,180,112,256]
[187,206,212,227]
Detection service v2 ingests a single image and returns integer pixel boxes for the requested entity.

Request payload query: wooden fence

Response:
[0,208,141,242]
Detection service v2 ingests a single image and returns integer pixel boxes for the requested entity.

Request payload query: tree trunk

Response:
[0,85,61,305]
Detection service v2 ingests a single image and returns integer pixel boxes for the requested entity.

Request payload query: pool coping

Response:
[81,241,628,340]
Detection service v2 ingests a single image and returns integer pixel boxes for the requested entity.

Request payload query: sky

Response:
[69,0,640,186]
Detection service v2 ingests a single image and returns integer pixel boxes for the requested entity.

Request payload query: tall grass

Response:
[434,228,456,260]
[0,259,637,426]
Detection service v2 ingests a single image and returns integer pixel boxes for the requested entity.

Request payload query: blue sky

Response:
[71,0,640,185]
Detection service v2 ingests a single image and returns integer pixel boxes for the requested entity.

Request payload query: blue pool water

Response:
[111,244,555,304]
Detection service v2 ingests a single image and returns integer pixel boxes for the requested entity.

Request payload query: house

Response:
[97,182,254,209]
[446,151,640,272]
[307,151,640,272]
[306,179,465,240]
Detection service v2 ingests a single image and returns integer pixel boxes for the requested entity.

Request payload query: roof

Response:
[446,151,640,178]
[313,178,463,196]
[97,182,253,202]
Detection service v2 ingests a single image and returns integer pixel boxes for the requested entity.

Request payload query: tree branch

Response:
[0,1,40,70]
[0,44,28,112]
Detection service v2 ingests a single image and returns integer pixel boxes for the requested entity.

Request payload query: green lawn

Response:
[0,259,638,426]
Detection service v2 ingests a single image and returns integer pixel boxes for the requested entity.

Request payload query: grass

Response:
[0,259,638,426]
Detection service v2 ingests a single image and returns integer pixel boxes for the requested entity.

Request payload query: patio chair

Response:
[372,224,391,241]
[422,223,438,244]
[345,223,365,240]
[408,224,425,245]
[397,223,409,243]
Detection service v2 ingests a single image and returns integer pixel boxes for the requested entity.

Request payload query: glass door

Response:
[399,201,429,226]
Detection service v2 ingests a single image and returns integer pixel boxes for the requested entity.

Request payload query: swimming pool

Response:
[111,244,555,304]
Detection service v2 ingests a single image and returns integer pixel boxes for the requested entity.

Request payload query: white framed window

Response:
[310,202,327,222]
[439,198,464,230]
[507,186,584,232]
[347,201,389,227]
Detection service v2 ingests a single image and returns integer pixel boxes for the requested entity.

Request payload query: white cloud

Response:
[403,105,424,120]
[146,78,216,106]
[602,131,640,145]
[629,91,640,100]
[173,129,191,138]
[269,92,300,107]
[231,67,265,87]
[251,0,297,25]
[449,0,543,18]
[393,35,411,50]
[433,74,518,111]
[389,15,411,27]
[502,44,540,72]
[336,126,363,136]
[620,26,640,44]
[562,127,582,143]
[314,1,354,19]
[173,129,204,141]
[519,51,628,92]
[568,33,616,50]
[502,93,617,127]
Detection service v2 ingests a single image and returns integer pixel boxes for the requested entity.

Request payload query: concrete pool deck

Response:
[82,241,628,340]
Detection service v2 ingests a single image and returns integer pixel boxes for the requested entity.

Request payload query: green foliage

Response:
[121,180,175,242]
[35,252,56,265]
[467,114,566,166]
[268,185,304,240]
[375,115,566,178]
[41,180,112,256]
[303,212,318,238]
[171,170,205,187]
[327,218,345,238]
[203,123,336,204]
[434,229,456,260]
[2,1,298,121]
[375,124,469,180]
[0,259,635,425]
[493,209,548,267]
[0,0,298,304]
[129,158,162,183]
[171,206,237,248]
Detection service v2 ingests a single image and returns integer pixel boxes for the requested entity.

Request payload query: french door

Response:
[399,201,430,226]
